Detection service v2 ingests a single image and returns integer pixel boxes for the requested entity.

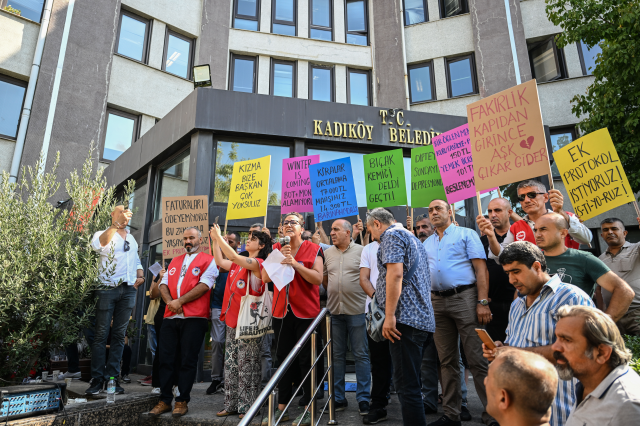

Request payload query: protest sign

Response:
[554,128,636,221]
[281,155,320,214]
[309,157,359,222]
[432,124,477,204]
[363,149,407,208]
[467,79,549,192]
[226,156,271,220]
[411,145,447,208]
[162,195,209,260]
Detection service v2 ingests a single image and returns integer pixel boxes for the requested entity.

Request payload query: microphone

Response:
[281,236,290,246]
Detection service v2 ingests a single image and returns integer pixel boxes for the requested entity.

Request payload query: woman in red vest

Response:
[210,224,272,419]
[261,212,324,425]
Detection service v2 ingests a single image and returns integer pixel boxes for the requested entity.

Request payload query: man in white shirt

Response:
[86,206,144,396]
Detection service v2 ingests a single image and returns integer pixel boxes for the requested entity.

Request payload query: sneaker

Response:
[359,401,370,416]
[292,411,311,426]
[58,371,81,380]
[206,380,222,395]
[460,406,472,421]
[85,378,104,395]
[261,409,289,426]
[363,408,387,424]
[335,400,348,412]
[427,415,462,426]
[172,385,180,397]
[138,375,152,383]
[424,404,438,415]
[121,374,131,384]
[140,378,153,386]
[113,379,125,394]
[151,387,161,394]
[389,382,397,394]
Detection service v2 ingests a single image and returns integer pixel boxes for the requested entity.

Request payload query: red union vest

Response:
[510,211,580,249]
[164,252,214,319]
[220,260,265,329]
[273,240,322,319]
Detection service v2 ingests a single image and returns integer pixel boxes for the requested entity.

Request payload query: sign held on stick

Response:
[309,157,359,222]
[281,155,320,214]
[162,195,209,260]
[226,156,271,220]
[363,149,407,209]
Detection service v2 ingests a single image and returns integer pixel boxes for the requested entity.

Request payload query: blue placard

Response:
[309,157,359,222]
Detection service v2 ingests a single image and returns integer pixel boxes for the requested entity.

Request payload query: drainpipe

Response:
[398,1,410,109]
[9,0,55,183]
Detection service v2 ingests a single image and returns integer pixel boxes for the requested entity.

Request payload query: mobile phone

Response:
[475,328,496,350]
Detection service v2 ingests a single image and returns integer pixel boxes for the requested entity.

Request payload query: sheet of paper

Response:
[263,249,295,291]
[148,262,163,277]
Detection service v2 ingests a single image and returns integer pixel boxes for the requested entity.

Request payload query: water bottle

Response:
[106,377,116,404]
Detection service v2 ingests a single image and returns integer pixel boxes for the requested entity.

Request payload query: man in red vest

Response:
[149,227,218,418]
[477,179,592,261]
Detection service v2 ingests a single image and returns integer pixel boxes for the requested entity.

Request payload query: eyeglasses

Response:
[283,220,300,226]
[517,192,546,202]
[124,240,130,252]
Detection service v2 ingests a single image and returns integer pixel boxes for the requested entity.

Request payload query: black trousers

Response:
[152,313,180,388]
[486,302,511,343]
[273,312,314,404]
[158,318,208,404]
[368,335,392,409]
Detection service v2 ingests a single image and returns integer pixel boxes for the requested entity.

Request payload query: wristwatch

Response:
[478,299,489,306]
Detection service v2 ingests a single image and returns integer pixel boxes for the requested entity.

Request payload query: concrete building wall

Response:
[121,0,202,38]
[521,0,561,39]
[537,77,593,127]
[404,14,475,64]
[0,10,39,80]
[198,0,232,90]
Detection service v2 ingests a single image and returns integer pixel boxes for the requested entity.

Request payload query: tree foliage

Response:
[0,149,133,381]
[546,0,640,197]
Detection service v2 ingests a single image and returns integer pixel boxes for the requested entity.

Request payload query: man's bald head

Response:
[540,212,568,231]
[489,198,511,210]
[487,198,512,231]
[534,213,569,251]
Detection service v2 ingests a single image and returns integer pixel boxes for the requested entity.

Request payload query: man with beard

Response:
[149,227,218,418]
[414,214,434,243]
[482,241,594,426]
[551,305,640,425]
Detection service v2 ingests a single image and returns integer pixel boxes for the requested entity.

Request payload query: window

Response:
[445,54,477,97]
[309,0,332,41]
[310,65,334,102]
[101,109,139,162]
[0,75,27,140]
[549,127,576,177]
[230,55,257,93]
[2,0,45,23]
[116,10,150,63]
[528,37,568,83]
[347,69,370,106]
[345,0,368,46]
[163,30,193,79]
[127,177,147,232]
[578,40,602,76]
[404,0,427,25]
[153,149,190,221]
[271,60,296,97]
[234,0,259,31]
[439,0,468,18]
[408,62,435,103]
[272,0,296,36]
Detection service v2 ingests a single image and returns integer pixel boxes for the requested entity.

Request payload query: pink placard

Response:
[281,155,320,214]
[432,124,477,204]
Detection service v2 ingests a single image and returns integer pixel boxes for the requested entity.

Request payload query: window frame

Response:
[229,54,258,93]
[270,59,297,98]
[345,0,369,46]
[408,61,436,104]
[439,0,468,19]
[153,147,191,222]
[0,74,27,140]
[115,9,151,64]
[445,54,478,98]
[271,0,297,36]
[0,0,45,23]
[308,0,333,41]
[233,0,261,30]
[527,36,569,83]
[549,126,577,177]
[346,68,371,106]
[309,64,335,102]
[100,108,140,163]
[161,29,194,80]
[403,0,428,26]
[577,40,600,76]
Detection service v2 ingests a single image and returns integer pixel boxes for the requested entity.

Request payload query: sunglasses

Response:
[124,240,130,252]
[517,192,546,202]
[283,220,300,226]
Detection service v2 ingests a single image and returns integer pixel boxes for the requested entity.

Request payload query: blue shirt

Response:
[505,274,594,426]
[210,271,228,309]
[376,224,435,333]
[423,224,486,291]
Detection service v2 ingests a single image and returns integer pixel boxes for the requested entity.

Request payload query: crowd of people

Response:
[67,179,640,426]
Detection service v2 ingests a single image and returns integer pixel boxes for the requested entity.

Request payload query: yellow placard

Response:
[554,128,635,221]
[226,155,271,220]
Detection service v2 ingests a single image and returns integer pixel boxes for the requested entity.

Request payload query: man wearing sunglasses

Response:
[478,180,592,261]
[87,205,144,396]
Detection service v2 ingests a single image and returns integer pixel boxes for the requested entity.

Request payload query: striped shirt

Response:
[505,275,594,426]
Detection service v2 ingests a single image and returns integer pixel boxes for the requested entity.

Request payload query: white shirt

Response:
[160,252,218,319]
[92,229,143,286]
[359,241,380,313]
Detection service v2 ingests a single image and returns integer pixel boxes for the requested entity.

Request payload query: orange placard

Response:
[161,195,209,260]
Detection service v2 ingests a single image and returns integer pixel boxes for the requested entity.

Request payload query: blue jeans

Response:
[91,284,137,381]
[390,323,432,426]
[332,313,371,403]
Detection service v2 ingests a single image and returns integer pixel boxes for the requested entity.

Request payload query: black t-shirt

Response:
[481,231,514,305]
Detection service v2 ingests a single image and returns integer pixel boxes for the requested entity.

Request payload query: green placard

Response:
[411,145,447,208]
[363,149,407,209]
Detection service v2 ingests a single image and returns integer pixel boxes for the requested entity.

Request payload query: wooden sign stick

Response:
[223,218,228,235]
[497,188,502,198]
[633,200,640,218]
[476,192,482,216]
[451,203,456,222]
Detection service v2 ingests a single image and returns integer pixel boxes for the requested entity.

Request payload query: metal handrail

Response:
[238,307,337,426]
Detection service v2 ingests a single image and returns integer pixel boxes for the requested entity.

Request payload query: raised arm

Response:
[210,224,261,273]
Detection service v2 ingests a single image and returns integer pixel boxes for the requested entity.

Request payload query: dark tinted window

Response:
[154,150,190,221]
[550,128,576,176]
[440,0,467,18]
[0,76,26,139]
